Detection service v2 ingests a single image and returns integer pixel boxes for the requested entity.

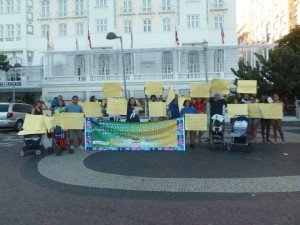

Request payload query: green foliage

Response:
[0,54,9,72]
[232,26,300,99]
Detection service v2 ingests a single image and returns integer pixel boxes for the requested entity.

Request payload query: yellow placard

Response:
[190,83,211,98]
[237,80,257,94]
[210,79,231,94]
[82,102,103,118]
[17,130,45,136]
[260,103,283,119]
[178,96,192,112]
[185,114,207,131]
[44,114,62,132]
[22,114,46,133]
[60,113,84,130]
[248,103,263,118]
[106,98,128,115]
[227,104,249,118]
[149,102,167,117]
[145,82,163,96]
[166,88,175,106]
[103,83,123,98]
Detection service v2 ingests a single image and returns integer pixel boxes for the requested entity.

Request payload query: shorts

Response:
[68,129,82,140]
[250,118,260,123]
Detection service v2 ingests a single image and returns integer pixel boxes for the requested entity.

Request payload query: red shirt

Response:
[194,102,206,113]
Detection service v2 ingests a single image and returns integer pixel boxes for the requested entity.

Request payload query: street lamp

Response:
[202,39,208,83]
[106,32,127,99]
[6,63,21,102]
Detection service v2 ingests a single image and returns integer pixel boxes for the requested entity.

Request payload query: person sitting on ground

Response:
[126,97,143,122]
[64,95,84,152]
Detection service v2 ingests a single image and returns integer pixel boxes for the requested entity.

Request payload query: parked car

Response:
[0,102,33,131]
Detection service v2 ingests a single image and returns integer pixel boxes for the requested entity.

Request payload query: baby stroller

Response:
[20,135,43,157]
[51,125,69,156]
[209,114,226,150]
[228,115,251,152]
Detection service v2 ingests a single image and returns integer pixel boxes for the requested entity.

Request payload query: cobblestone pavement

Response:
[0,129,299,225]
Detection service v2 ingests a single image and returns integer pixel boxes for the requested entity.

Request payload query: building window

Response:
[124,20,132,33]
[214,49,224,72]
[123,0,132,13]
[75,0,83,16]
[124,53,134,74]
[187,15,200,28]
[41,24,49,37]
[16,0,20,12]
[99,54,110,75]
[75,55,85,77]
[58,23,67,36]
[188,51,199,73]
[96,0,107,7]
[16,23,21,37]
[214,16,223,29]
[0,1,4,13]
[162,51,173,73]
[214,0,224,8]
[58,0,67,17]
[162,18,171,32]
[143,19,151,32]
[96,19,107,32]
[41,1,50,18]
[76,23,83,36]
[162,0,171,11]
[142,0,151,12]
[0,25,4,38]
[6,24,14,38]
[6,0,14,13]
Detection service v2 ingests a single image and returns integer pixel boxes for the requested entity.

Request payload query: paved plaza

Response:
[0,126,299,225]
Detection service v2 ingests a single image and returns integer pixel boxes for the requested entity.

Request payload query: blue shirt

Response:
[180,107,199,117]
[169,100,180,119]
[65,104,83,113]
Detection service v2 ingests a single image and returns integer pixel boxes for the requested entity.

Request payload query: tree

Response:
[232,26,300,99]
[0,54,9,72]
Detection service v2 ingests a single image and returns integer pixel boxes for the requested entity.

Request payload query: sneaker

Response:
[77,145,84,150]
[69,145,75,154]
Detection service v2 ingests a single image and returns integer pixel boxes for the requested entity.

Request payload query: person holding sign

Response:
[168,95,180,119]
[126,97,143,122]
[181,100,199,148]
[260,96,271,142]
[249,96,259,142]
[272,93,285,143]
[54,99,66,114]
[193,98,208,142]
[65,95,84,152]
[32,101,48,115]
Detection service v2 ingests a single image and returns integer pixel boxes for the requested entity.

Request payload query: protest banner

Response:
[210,79,231,94]
[227,104,249,118]
[85,118,185,151]
[145,82,163,96]
[178,96,191,111]
[82,102,103,118]
[44,113,62,132]
[166,88,175,106]
[237,80,257,94]
[103,83,123,98]
[260,103,283,119]
[106,98,127,115]
[190,83,211,98]
[60,113,84,130]
[185,114,207,131]
[248,103,263,118]
[22,114,46,133]
[149,102,167,117]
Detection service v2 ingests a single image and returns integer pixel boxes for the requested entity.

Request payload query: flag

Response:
[46,31,51,52]
[88,30,92,49]
[266,26,270,43]
[175,28,179,45]
[76,38,79,51]
[130,28,133,48]
[221,26,225,44]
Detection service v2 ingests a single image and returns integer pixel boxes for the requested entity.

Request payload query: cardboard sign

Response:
[210,79,231,94]
[248,103,263,118]
[190,83,211,98]
[82,102,103,118]
[260,103,283,119]
[103,83,123,98]
[237,80,257,94]
[185,114,207,131]
[178,96,192,112]
[22,114,46,133]
[106,98,128,115]
[149,102,167,117]
[60,113,84,130]
[145,82,163,96]
[44,114,62,131]
[227,104,248,118]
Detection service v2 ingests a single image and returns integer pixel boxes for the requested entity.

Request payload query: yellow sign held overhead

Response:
[190,83,211,98]
[106,98,128,115]
[185,114,207,131]
[82,102,103,118]
[237,80,257,94]
[149,102,167,117]
[227,104,248,118]
[103,82,123,98]
[60,113,84,130]
[260,103,283,119]
[145,82,163,96]
[210,79,231,94]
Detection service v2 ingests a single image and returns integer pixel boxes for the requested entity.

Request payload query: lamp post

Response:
[203,40,208,83]
[6,63,21,102]
[106,32,127,99]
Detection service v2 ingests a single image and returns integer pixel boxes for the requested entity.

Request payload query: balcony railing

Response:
[120,7,134,15]
[38,13,51,20]
[210,2,227,10]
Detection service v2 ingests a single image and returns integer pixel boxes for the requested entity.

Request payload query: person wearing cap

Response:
[64,95,84,153]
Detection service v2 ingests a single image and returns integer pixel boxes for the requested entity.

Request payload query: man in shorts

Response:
[65,95,84,153]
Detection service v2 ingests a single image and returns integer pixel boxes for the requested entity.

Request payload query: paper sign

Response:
[22,114,46,133]
[227,104,249,118]
[44,114,61,132]
[103,83,123,98]
[237,80,257,94]
[166,88,175,106]
[82,102,103,118]
[248,103,263,118]
[190,83,211,98]
[106,98,128,115]
[145,82,163,96]
[178,96,192,112]
[17,130,44,136]
[60,113,84,130]
[210,79,231,94]
[260,103,283,119]
[185,114,207,131]
[149,102,167,117]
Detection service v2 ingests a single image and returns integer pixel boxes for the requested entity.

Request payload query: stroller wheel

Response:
[20,150,25,157]
[35,149,42,155]
[244,146,251,153]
